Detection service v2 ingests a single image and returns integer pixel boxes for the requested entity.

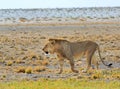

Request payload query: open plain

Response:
[0,20,119,82]
[0,7,120,88]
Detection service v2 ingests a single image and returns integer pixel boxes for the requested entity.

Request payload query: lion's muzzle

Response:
[42,47,49,54]
[45,51,49,54]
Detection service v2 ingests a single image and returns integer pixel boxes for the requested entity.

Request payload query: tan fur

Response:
[43,39,111,74]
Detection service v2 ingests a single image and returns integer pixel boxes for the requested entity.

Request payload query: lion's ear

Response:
[49,39,56,44]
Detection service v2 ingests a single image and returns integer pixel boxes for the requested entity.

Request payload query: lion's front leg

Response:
[58,59,64,74]
[56,53,65,74]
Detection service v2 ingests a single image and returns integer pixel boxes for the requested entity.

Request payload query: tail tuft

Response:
[108,63,112,67]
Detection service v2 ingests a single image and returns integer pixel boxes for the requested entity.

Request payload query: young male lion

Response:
[43,39,112,74]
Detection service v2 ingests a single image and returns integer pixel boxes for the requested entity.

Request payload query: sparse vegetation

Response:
[25,66,32,74]
[41,59,49,66]
[16,67,26,73]
[34,66,46,72]
[6,61,13,66]
[0,18,119,86]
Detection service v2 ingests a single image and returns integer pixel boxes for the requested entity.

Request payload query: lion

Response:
[43,39,112,74]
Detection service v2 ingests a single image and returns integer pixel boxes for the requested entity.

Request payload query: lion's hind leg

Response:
[85,49,96,72]
[69,58,79,73]
[92,54,99,69]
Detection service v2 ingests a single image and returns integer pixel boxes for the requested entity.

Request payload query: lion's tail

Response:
[97,46,112,67]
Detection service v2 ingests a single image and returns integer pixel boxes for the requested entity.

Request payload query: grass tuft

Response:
[25,67,32,74]
[41,59,49,66]
[16,67,26,73]
[6,61,13,66]
[34,66,46,72]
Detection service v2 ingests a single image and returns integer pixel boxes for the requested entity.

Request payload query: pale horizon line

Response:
[0,6,120,10]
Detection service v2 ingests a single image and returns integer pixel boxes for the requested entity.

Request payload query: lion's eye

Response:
[51,42,54,44]
[50,40,55,45]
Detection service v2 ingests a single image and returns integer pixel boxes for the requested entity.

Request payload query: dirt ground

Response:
[0,21,120,82]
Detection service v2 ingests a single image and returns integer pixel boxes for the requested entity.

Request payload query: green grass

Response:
[0,79,119,89]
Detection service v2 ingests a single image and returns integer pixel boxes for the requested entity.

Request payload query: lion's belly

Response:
[73,51,85,59]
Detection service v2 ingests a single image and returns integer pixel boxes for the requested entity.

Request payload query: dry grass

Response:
[26,50,40,60]
[84,69,120,80]
[6,61,13,66]
[16,66,46,73]
[34,66,46,72]
[15,59,24,64]
[91,71,103,79]
[41,59,49,66]
[16,67,26,73]
[25,67,32,74]
[16,66,32,74]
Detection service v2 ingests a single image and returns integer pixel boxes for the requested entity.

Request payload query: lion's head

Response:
[42,39,57,54]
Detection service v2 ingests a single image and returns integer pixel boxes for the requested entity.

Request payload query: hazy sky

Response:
[0,0,120,9]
